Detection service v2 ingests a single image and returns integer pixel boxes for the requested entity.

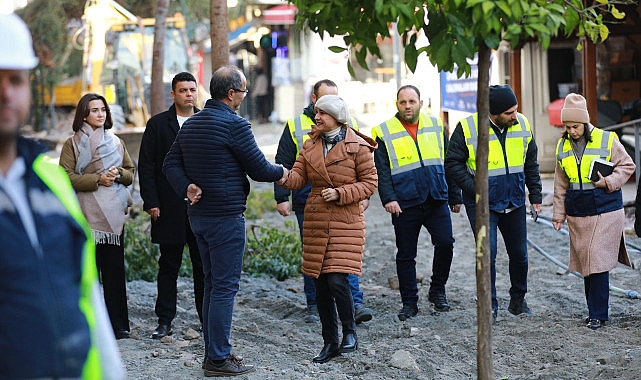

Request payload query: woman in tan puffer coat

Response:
[552,93,635,330]
[280,95,377,363]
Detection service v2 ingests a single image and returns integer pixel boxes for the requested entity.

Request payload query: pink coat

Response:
[552,131,635,276]
[281,127,378,278]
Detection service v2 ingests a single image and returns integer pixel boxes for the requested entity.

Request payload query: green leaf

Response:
[328,45,347,53]
[405,43,418,73]
[481,1,495,15]
[611,6,626,20]
[599,24,609,42]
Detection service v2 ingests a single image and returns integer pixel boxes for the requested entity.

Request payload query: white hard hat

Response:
[0,13,38,70]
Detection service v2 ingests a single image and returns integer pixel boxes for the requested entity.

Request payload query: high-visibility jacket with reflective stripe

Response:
[33,155,104,378]
[459,113,532,211]
[0,137,105,378]
[556,127,622,216]
[372,114,448,208]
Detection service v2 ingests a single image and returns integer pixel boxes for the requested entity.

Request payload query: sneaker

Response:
[428,292,450,312]
[354,304,373,323]
[305,305,320,323]
[492,310,498,325]
[203,355,254,377]
[508,298,532,316]
[397,305,418,321]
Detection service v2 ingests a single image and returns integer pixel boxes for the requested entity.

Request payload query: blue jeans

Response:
[392,199,454,307]
[584,271,609,320]
[464,203,529,311]
[295,211,363,307]
[189,214,245,361]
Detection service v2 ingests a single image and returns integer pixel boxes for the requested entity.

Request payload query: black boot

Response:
[313,343,340,363]
[340,333,358,353]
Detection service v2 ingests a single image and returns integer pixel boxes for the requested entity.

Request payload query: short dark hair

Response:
[397,85,420,99]
[313,79,337,98]
[209,65,244,100]
[72,93,113,131]
[172,72,197,91]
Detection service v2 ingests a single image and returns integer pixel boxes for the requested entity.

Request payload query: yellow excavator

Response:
[47,0,193,128]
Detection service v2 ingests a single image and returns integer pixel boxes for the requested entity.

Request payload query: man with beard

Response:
[445,84,542,324]
[372,85,462,321]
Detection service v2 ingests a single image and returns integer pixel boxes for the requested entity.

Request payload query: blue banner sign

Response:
[440,54,481,113]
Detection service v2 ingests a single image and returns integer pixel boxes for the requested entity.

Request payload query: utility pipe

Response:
[527,220,640,299]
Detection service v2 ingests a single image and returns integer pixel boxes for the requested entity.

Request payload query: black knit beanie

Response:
[489,85,518,115]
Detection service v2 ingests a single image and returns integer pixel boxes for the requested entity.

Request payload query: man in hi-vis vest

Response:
[0,13,124,379]
[274,79,373,324]
[445,84,542,324]
[372,85,462,322]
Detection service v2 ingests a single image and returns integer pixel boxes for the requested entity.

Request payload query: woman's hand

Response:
[321,187,339,202]
[592,171,608,189]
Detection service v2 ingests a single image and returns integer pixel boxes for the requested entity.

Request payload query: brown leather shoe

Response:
[203,354,254,377]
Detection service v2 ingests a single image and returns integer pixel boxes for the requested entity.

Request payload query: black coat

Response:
[138,104,198,244]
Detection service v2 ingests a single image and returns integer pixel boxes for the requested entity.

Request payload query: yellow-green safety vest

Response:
[556,127,615,190]
[371,113,445,175]
[459,113,532,177]
[33,155,104,379]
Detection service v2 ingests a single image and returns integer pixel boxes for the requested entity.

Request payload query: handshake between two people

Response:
[276,165,289,186]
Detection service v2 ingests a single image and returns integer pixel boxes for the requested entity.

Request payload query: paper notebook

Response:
[588,158,614,182]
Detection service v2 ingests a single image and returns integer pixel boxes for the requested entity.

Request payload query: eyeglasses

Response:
[231,88,249,94]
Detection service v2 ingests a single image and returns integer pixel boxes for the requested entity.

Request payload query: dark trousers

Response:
[315,273,356,345]
[190,214,245,361]
[464,204,529,311]
[96,240,130,333]
[392,199,455,307]
[156,224,204,326]
[584,271,609,320]
[295,211,364,307]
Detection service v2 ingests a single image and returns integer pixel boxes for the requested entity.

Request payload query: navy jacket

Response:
[163,99,283,217]
[374,114,462,208]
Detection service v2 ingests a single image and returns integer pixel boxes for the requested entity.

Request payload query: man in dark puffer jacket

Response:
[164,65,287,377]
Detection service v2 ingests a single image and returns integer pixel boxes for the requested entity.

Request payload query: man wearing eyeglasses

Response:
[164,65,287,377]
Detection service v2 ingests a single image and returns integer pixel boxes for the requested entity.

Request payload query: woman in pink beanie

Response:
[552,93,635,329]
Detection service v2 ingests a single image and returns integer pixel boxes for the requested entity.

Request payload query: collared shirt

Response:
[0,157,38,247]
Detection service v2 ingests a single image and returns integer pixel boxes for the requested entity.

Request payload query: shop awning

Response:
[263,4,296,25]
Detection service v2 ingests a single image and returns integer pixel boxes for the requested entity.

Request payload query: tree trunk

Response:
[210,0,230,73]
[475,43,493,380]
[150,0,170,117]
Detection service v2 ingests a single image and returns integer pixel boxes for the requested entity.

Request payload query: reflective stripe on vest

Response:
[556,127,614,190]
[461,113,532,177]
[32,155,103,379]
[372,114,445,176]
[287,114,359,155]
